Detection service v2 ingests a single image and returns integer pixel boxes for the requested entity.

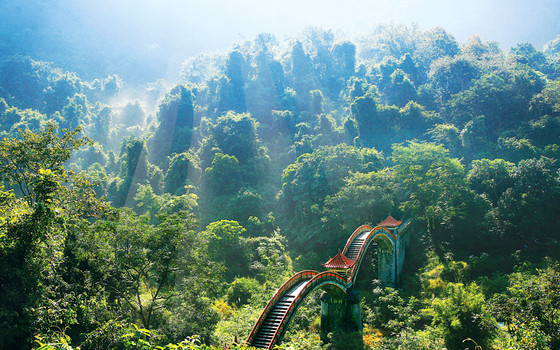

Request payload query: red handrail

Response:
[342,224,374,256]
[247,219,412,348]
[269,271,348,348]
[245,270,318,345]
[348,226,394,285]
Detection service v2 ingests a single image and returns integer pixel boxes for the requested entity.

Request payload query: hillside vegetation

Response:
[1,25,560,349]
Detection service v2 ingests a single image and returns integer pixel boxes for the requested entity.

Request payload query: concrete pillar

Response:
[377,245,395,287]
[346,290,362,333]
[395,234,406,287]
[320,291,363,344]
[320,292,345,341]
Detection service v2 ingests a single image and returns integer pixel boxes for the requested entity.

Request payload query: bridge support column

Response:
[320,291,363,346]
[377,245,396,287]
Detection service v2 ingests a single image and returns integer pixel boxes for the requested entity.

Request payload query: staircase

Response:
[345,232,369,260]
[250,280,308,349]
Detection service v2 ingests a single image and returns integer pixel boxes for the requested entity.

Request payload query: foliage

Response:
[323,169,395,232]
[149,85,195,165]
[364,287,423,335]
[2,23,560,349]
[278,143,382,252]
[200,220,246,280]
[226,277,262,307]
[0,122,91,205]
[490,261,560,349]
[429,282,497,350]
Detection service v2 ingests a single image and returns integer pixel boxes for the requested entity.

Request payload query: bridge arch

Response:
[343,226,397,287]
[246,271,348,349]
[247,219,413,349]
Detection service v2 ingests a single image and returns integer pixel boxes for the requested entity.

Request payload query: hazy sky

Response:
[4,0,560,81]
[74,0,559,51]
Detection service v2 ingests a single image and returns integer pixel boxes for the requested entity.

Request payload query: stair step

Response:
[263,319,281,325]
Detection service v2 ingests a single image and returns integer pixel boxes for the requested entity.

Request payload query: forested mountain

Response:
[1,24,560,349]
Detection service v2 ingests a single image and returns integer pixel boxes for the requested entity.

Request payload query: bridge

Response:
[246,216,413,349]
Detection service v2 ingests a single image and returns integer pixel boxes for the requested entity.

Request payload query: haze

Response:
[2,0,559,82]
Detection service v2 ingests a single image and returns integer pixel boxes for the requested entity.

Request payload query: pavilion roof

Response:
[378,215,402,228]
[322,250,356,269]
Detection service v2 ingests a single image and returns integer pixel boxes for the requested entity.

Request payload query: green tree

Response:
[0,125,102,349]
[467,158,514,205]
[359,23,419,61]
[528,79,560,119]
[0,56,47,110]
[447,68,545,134]
[428,123,462,155]
[211,113,260,166]
[279,144,382,253]
[200,220,247,280]
[133,184,198,220]
[364,287,422,334]
[44,72,82,114]
[386,68,417,107]
[224,50,247,113]
[82,209,222,342]
[430,283,497,350]
[90,105,112,147]
[491,262,560,349]
[391,141,486,255]
[149,85,195,165]
[428,55,480,100]
[333,41,356,80]
[544,34,560,61]
[112,138,152,207]
[323,169,395,233]
[118,100,146,127]
[204,153,242,196]
[510,42,549,73]
[164,151,197,195]
[291,41,318,102]
[459,115,492,158]
[496,157,560,241]
[351,93,394,148]
[242,232,293,285]
[59,94,88,131]
[415,27,460,68]
[0,122,91,205]
[398,101,433,141]
[226,277,262,307]
[391,141,466,222]
[199,112,269,191]
[245,38,284,118]
[227,187,263,226]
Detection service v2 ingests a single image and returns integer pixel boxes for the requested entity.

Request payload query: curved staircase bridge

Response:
[246,218,412,349]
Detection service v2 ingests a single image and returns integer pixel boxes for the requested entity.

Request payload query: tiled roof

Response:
[322,250,356,269]
[378,215,402,227]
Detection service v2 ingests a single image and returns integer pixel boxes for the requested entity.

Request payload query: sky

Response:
[3,0,560,82]
[73,0,559,49]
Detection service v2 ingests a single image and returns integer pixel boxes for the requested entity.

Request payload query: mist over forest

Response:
[2,0,560,83]
[1,1,560,349]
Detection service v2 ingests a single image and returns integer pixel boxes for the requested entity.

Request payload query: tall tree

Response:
[149,85,195,165]
[0,125,99,349]
[0,122,91,205]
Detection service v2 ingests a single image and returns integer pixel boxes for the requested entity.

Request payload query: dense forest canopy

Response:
[1,5,560,349]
